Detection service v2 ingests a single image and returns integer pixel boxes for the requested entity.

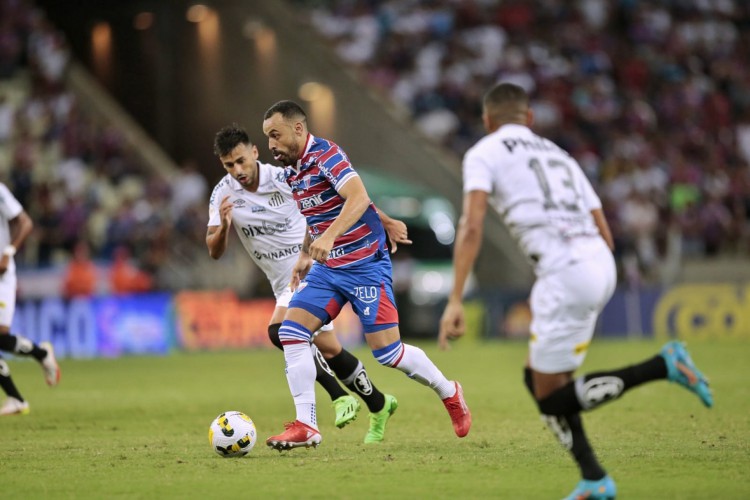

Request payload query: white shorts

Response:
[529,239,616,374]
[276,286,334,332]
[0,272,16,328]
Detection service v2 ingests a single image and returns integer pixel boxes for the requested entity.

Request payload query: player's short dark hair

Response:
[263,100,307,122]
[213,124,251,157]
[483,82,529,109]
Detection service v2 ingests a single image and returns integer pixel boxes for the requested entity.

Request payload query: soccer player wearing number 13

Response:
[439,83,713,500]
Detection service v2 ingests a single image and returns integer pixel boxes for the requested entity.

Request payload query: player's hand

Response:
[308,234,335,263]
[290,253,313,290]
[438,300,466,351]
[0,255,8,275]
[219,195,233,228]
[384,218,412,254]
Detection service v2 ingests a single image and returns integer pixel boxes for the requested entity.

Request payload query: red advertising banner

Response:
[174,291,365,351]
[175,291,276,350]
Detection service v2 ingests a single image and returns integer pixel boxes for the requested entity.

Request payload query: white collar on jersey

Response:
[227,161,267,191]
[294,133,315,171]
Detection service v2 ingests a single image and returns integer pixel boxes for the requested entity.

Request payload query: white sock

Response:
[396,344,456,399]
[283,341,318,429]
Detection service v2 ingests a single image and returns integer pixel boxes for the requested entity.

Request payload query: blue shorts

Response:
[289,259,399,333]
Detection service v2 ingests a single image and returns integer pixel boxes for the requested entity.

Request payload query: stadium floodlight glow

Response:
[298,81,326,102]
[186,4,210,23]
[134,12,154,31]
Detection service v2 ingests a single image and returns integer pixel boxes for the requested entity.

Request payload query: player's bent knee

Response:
[278,320,313,346]
[371,339,404,367]
[0,359,10,377]
[267,323,283,350]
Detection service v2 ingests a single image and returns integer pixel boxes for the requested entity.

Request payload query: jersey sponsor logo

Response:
[300,194,324,210]
[269,192,284,207]
[353,285,378,304]
[321,165,337,185]
[251,205,266,213]
[328,247,345,259]
[251,244,303,261]
[240,218,294,238]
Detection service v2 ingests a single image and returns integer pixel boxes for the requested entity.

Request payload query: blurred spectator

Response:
[170,159,207,219]
[62,239,97,298]
[300,0,750,283]
[110,246,152,295]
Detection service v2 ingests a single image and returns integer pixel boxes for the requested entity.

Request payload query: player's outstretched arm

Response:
[206,195,233,259]
[439,190,488,350]
[375,206,412,254]
[309,176,371,263]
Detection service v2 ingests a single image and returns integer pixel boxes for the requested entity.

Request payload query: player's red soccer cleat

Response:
[442,381,471,437]
[266,420,322,451]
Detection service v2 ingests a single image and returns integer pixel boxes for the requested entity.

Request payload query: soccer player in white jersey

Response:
[206,125,400,443]
[439,83,713,499]
[0,182,60,416]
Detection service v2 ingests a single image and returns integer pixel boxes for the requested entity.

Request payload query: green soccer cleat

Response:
[332,395,361,428]
[364,394,398,444]
[563,475,616,500]
[660,340,714,408]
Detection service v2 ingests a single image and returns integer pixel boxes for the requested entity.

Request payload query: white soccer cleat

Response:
[40,342,61,387]
[0,397,30,416]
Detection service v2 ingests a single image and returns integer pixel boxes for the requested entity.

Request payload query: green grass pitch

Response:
[1,339,747,499]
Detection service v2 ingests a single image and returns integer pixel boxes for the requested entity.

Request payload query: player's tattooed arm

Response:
[291,231,314,290]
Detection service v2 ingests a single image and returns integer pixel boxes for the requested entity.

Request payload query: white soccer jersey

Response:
[463,124,603,275]
[0,182,22,326]
[0,182,22,276]
[208,162,307,297]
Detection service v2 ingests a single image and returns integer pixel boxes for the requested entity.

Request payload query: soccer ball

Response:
[208,411,257,457]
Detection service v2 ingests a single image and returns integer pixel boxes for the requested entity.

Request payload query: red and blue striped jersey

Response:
[284,134,386,268]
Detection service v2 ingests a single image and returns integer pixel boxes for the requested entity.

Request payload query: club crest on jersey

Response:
[290,175,313,192]
[269,192,284,207]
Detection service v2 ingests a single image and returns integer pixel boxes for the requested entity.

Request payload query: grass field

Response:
[0,339,747,499]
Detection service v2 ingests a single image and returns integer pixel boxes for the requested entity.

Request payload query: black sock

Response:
[328,349,386,413]
[527,367,607,480]
[566,414,606,480]
[538,355,668,415]
[312,346,348,401]
[0,357,24,401]
[0,334,46,362]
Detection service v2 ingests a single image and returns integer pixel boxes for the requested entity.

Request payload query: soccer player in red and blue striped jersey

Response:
[262,100,471,450]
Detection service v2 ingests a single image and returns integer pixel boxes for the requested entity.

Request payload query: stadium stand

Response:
[297,0,750,285]
[0,0,258,297]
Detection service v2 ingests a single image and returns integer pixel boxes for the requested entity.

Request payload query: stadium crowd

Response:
[0,0,243,295]
[302,0,750,283]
